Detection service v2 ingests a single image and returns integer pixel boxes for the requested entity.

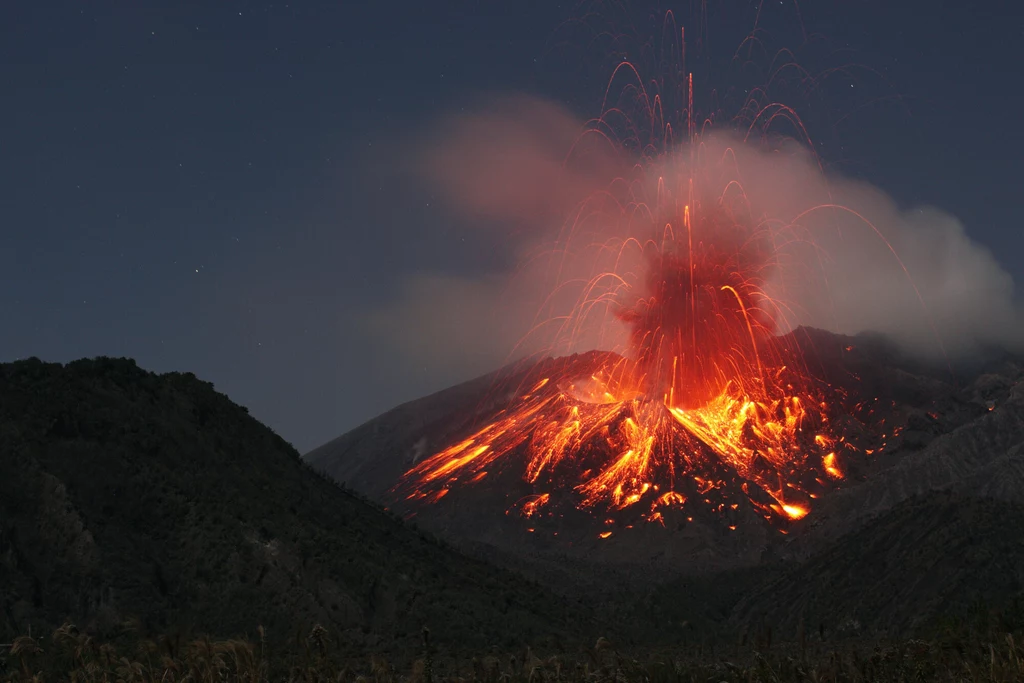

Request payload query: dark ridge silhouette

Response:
[2,347,1023,670]
[0,357,588,656]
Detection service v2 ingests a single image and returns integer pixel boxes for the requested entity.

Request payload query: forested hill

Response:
[0,357,585,655]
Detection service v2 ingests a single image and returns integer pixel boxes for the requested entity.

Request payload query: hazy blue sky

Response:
[2,1,1021,451]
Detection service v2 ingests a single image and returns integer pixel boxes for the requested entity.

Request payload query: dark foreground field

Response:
[3,611,1024,682]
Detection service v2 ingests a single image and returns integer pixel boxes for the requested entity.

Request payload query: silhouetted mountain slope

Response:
[3,352,1021,664]
[647,493,1024,642]
[0,357,583,654]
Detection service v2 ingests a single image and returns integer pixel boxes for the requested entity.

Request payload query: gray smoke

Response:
[363,94,1023,380]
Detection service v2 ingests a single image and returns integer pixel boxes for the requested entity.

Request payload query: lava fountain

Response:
[394,20,886,531]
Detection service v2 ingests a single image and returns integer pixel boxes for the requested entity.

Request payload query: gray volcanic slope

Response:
[783,369,1024,558]
[306,328,1024,583]
[306,356,545,499]
[645,492,1024,642]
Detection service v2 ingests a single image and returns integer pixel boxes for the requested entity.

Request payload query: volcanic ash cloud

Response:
[366,94,1024,381]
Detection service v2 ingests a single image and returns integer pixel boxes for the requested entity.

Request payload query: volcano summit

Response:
[306,328,1024,584]
[309,12,1024,594]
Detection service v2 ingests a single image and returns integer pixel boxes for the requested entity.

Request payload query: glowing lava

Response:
[395,20,878,529]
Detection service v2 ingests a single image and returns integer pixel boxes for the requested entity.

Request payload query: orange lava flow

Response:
[398,203,854,525]
[396,23,872,529]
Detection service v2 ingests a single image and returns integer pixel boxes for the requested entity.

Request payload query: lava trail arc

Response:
[393,19,886,532]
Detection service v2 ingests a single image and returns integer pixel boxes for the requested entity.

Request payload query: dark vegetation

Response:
[2,357,1024,680]
[0,358,585,658]
[2,614,1024,681]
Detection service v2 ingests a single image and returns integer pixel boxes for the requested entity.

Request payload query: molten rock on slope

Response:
[306,328,1020,584]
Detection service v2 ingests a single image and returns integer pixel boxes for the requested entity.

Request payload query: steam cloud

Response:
[365,94,1024,380]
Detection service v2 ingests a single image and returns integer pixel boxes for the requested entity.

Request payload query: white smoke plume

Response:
[365,94,1023,377]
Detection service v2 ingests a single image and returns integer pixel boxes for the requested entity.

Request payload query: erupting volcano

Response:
[390,25,896,534]
[396,217,866,529]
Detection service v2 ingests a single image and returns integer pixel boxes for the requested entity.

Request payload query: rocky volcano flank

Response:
[306,328,1024,585]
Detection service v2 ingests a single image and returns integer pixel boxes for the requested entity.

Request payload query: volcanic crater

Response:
[306,327,1022,585]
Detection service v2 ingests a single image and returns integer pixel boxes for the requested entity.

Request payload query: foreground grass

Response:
[3,621,1024,683]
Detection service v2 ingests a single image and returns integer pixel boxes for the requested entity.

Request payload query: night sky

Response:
[2,1,1021,453]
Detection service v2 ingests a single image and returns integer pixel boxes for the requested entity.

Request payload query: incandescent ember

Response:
[392,217,885,531]
[391,24,899,536]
